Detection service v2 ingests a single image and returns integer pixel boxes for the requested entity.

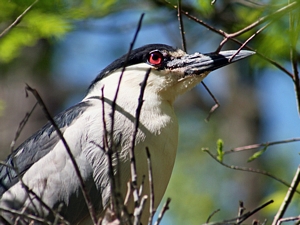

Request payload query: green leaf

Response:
[247,146,268,162]
[216,139,224,162]
[23,11,71,38]
[0,29,36,62]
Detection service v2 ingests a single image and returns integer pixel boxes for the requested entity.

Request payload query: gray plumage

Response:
[0,101,91,196]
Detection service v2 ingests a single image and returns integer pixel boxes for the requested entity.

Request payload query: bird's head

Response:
[88,44,254,103]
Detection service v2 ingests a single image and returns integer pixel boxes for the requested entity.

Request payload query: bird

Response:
[0,44,254,224]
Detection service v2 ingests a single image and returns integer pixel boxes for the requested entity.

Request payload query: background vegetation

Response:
[0,0,299,224]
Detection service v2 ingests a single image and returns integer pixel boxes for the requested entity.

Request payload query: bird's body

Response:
[0,44,254,224]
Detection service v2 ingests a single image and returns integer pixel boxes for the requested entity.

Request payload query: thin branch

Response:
[25,85,97,224]
[237,200,274,224]
[10,102,38,152]
[100,86,120,216]
[206,209,220,223]
[236,201,245,224]
[0,207,51,224]
[204,200,273,225]
[124,181,132,207]
[177,0,186,52]
[5,100,47,219]
[138,175,146,201]
[146,147,155,225]
[130,68,151,208]
[109,13,145,209]
[272,166,300,225]
[201,82,220,122]
[203,149,300,194]
[154,198,171,225]
[133,195,148,225]
[0,0,38,38]
[178,0,221,121]
[53,203,65,225]
[98,14,145,223]
[224,137,300,154]
[110,12,144,117]
[0,163,69,224]
[229,22,271,62]
[277,216,300,225]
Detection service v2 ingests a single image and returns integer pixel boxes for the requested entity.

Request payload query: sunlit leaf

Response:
[247,146,268,162]
[216,139,224,162]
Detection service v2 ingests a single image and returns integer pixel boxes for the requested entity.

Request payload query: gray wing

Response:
[0,101,91,196]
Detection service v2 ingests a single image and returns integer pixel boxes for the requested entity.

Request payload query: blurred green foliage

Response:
[1,0,300,224]
[0,0,120,62]
[0,11,70,62]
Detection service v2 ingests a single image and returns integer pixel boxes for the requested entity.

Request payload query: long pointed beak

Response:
[167,50,255,76]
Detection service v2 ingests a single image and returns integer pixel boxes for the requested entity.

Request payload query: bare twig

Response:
[177,0,186,52]
[237,200,274,224]
[109,13,145,210]
[98,13,146,223]
[25,85,97,224]
[0,206,51,224]
[129,69,151,225]
[53,203,64,225]
[277,215,300,225]
[204,200,273,225]
[0,163,69,224]
[10,102,38,152]
[110,12,145,118]
[138,175,146,200]
[100,86,120,216]
[124,181,132,206]
[146,147,155,225]
[203,149,300,193]
[7,100,45,218]
[130,68,151,209]
[133,195,148,225]
[176,0,220,121]
[229,22,271,62]
[224,137,300,154]
[206,209,220,223]
[236,201,245,223]
[272,166,300,225]
[202,82,220,122]
[0,0,38,38]
[154,198,171,225]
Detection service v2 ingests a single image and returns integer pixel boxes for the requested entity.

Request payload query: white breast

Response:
[83,69,179,223]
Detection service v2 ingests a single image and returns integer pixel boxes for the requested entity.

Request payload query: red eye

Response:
[148,51,163,66]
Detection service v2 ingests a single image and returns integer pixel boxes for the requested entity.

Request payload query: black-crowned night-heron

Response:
[0,44,254,224]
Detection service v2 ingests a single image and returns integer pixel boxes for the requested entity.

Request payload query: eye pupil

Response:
[148,51,163,66]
